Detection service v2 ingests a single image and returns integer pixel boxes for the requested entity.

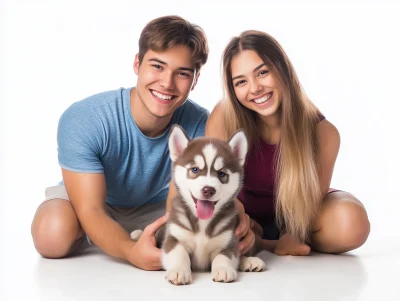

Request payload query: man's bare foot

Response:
[274,233,311,256]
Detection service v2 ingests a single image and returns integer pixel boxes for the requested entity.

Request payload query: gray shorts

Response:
[45,185,166,252]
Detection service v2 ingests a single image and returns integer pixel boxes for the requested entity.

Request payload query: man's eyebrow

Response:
[178,67,195,73]
[232,63,266,81]
[149,58,167,65]
[148,58,195,73]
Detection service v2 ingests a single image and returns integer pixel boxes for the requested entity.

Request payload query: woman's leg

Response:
[252,191,370,255]
[252,219,310,255]
[310,191,370,254]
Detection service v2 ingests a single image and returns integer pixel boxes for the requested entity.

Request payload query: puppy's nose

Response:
[202,186,216,199]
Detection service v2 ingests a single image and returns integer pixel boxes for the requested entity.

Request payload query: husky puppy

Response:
[131,125,265,285]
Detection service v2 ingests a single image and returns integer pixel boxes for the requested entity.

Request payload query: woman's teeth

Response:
[254,93,272,104]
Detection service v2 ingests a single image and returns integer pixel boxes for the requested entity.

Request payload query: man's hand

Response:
[234,199,255,254]
[127,214,168,270]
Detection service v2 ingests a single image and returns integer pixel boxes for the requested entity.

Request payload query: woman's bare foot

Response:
[274,233,311,256]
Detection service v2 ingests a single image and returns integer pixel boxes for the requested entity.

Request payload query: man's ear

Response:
[133,53,140,75]
[191,71,201,91]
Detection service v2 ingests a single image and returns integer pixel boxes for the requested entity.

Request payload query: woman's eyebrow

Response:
[232,63,266,80]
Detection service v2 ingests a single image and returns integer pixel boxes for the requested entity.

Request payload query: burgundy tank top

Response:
[237,114,325,227]
[237,140,278,227]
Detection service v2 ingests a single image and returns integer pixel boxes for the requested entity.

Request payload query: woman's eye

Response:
[259,69,269,76]
[235,80,246,87]
[218,171,226,177]
[191,167,199,173]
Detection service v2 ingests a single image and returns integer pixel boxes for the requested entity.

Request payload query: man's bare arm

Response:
[62,169,167,270]
[62,169,135,260]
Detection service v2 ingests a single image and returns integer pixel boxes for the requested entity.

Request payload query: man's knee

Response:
[31,199,83,258]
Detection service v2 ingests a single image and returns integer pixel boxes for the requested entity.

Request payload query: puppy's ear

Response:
[168,125,190,162]
[228,130,248,166]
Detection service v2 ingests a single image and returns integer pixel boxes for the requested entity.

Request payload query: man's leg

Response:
[31,186,87,258]
[108,201,167,247]
[108,201,166,233]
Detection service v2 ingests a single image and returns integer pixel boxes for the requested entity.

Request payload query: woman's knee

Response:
[334,200,370,250]
[31,199,83,258]
[313,193,370,253]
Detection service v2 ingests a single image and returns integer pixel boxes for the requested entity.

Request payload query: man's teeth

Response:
[254,93,272,104]
[152,90,173,100]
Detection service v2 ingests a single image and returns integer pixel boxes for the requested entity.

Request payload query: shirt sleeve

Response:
[57,103,105,173]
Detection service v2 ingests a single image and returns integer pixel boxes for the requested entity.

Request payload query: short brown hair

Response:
[138,15,209,72]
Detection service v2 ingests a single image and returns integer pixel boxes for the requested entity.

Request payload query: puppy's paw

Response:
[212,266,237,283]
[130,230,143,241]
[239,256,265,272]
[166,269,192,285]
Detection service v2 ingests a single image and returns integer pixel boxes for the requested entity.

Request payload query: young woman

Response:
[206,30,370,255]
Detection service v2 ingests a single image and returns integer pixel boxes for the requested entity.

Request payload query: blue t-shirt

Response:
[57,87,209,207]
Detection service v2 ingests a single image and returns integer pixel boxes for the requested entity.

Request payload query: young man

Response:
[31,15,254,271]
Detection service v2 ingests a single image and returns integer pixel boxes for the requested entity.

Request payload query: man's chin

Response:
[149,101,187,117]
[147,108,175,119]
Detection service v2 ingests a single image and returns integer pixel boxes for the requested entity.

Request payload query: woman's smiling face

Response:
[231,50,282,118]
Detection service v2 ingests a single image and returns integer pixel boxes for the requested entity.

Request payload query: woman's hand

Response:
[234,199,255,254]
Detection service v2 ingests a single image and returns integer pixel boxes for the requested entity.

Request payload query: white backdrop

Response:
[2,0,400,264]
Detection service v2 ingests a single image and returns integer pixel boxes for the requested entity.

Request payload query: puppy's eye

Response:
[218,171,226,177]
[191,167,199,173]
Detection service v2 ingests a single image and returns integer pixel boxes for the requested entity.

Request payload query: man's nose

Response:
[159,72,174,89]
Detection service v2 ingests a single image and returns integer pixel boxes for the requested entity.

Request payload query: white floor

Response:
[3,226,400,301]
[3,1,400,300]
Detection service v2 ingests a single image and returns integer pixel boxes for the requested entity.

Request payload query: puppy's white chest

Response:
[193,232,210,254]
[191,231,232,270]
[191,233,212,269]
[167,219,235,271]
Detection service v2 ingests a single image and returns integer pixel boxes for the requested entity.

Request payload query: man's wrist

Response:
[120,239,136,262]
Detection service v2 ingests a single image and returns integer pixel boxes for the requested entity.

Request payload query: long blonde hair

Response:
[222,30,322,242]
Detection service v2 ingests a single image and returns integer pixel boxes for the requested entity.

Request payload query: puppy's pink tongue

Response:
[196,200,214,220]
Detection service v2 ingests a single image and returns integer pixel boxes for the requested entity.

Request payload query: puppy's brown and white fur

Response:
[131,125,265,285]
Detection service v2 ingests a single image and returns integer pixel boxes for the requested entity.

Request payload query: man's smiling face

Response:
[134,45,199,119]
